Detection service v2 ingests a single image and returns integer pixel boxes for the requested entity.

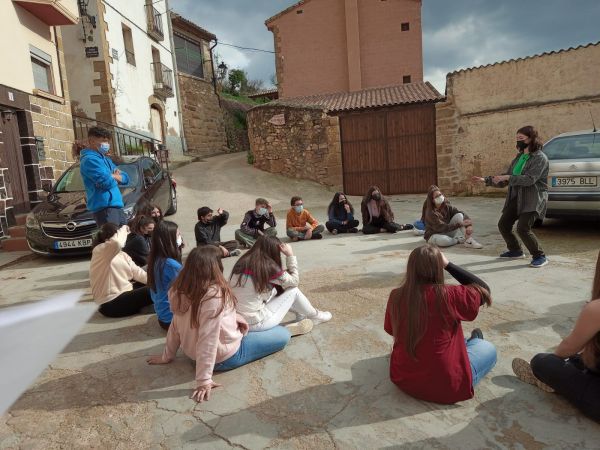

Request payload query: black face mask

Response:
[516,141,528,151]
[372,193,381,201]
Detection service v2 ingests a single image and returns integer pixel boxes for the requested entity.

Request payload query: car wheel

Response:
[166,187,177,215]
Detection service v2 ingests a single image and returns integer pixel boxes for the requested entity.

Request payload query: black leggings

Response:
[363,218,402,234]
[531,353,600,421]
[98,286,153,318]
[326,219,359,233]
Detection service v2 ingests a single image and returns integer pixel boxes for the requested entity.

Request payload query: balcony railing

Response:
[145,3,164,41]
[151,62,174,98]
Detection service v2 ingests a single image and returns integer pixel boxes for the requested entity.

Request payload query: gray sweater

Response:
[485,150,549,217]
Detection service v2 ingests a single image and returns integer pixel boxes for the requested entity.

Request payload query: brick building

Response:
[0,0,78,244]
[266,0,423,98]
[171,13,228,157]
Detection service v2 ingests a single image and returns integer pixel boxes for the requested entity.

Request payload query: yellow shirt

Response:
[286,208,319,231]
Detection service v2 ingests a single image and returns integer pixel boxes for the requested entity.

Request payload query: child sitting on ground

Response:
[286,196,325,241]
[235,198,278,248]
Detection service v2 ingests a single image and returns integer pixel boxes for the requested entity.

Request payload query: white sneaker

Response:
[285,319,314,337]
[464,238,483,249]
[229,249,242,256]
[456,236,466,244]
[309,310,332,325]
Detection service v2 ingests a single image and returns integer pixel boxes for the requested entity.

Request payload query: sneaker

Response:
[349,228,359,233]
[469,328,484,340]
[413,228,425,236]
[311,233,323,240]
[456,236,466,244]
[464,238,483,249]
[331,229,338,235]
[309,309,332,325]
[401,224,414,231]
[530,255,548,268]
[512,358,555,393]
[285,318,314,337]
[229,249,242,257]
[500,250,525,258]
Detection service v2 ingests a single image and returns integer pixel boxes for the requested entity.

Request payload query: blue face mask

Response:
[99,143,110,154]
[258,207,268,216]
[294,205,304,213]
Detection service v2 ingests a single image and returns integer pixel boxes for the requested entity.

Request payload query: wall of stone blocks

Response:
[247,105,343,188]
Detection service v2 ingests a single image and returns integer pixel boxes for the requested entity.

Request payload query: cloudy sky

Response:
[171,0,600,93]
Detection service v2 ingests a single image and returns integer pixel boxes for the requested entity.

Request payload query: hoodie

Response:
[423,185,469,241]
[80,149,129,213]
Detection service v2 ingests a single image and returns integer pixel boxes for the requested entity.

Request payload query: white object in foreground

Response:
[0,291,95,415]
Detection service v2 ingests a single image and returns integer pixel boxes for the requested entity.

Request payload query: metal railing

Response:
[151,62,174,98]
[72,115,169,172]
[145,3,164,41]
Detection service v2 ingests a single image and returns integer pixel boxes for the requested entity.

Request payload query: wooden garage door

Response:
[340,104,437,195]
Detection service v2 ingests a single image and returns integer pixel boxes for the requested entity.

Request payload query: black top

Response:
[195,211,229,246]
[123,233,151,267]
[445,262,490,304]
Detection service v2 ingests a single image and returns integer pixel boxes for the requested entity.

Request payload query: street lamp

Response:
[217,61,228,81]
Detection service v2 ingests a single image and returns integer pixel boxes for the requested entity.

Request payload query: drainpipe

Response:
[165,1,187,155]
[209,39,221,107]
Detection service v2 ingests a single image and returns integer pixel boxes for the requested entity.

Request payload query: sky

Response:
[170,0,600,93]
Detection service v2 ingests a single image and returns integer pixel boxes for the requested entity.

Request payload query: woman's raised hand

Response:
[279,243,294,257]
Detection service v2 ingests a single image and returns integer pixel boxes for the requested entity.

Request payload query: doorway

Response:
[0,111,30,217]
[150,105,164,143]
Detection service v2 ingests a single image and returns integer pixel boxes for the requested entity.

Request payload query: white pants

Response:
[250,287,317,332]
[428,213,465,247]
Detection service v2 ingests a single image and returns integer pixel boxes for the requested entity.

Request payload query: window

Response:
[543,135,600,160]
[401,22,410,31]
[122,24,136,66]
[403,75,411,84]
[141,158,162,184]
[174,34,204,78]
[30,46,54,94]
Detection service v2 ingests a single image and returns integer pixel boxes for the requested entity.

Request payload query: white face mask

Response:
[434,195,445,206]
[176,235,183,247]
[258,207,268,216]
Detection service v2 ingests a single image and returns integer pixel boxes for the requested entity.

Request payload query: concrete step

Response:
[7,226,26,238]
[1,237,29,252]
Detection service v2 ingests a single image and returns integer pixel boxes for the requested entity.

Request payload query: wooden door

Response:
[0,112,30,214]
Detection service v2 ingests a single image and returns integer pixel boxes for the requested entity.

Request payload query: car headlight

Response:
[123,206,135,220]
[26,212,41,230]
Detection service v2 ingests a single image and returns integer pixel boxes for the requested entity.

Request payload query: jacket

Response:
[89,226,147,305]
[423,186,469,241]
[80,149,129,213]
[328,204,355,226]
[230,256,300,325]
[150,257,182,323]
[195,211,229,246]
[162,288,246,388]
[240,210,277,237]
[485,150,549,217]
[123,233,151,267]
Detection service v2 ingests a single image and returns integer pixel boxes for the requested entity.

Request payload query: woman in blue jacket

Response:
[147,220,183,330]
[326,192,360,234]
[80,127,129,226]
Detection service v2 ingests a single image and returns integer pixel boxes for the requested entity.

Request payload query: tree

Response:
[228,69,248,95]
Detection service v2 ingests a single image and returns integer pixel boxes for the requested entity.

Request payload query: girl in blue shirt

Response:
[147,220,183,329]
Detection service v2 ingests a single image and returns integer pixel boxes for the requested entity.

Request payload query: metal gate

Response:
[339,103,437,195]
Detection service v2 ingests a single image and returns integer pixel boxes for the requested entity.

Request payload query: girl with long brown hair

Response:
[473,125,549,268]
[361,186,413,234]
[147,246,291,403]
[512,251,600,421]
[230,235,332,336]
[384,244,495,404]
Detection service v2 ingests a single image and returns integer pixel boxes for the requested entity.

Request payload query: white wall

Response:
[0,3,70,97]
[102,0,183,153]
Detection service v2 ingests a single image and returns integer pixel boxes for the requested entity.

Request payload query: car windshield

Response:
[543,134,600,160]
[54,163,139,192]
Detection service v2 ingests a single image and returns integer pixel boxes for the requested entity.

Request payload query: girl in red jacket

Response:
[384,244,496,404]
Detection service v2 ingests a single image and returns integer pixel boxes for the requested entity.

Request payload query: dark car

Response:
[25,155,177,256]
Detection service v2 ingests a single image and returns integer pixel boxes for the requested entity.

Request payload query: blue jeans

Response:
[214,326,291,371]
[93,207,127,227]
[466,338,497,386]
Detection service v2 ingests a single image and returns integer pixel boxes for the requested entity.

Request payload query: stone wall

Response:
[178,74,228,156]
[436,42,600,194]
[247,105,343,187]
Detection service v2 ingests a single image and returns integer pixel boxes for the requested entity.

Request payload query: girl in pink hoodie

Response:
[147,246,290,402]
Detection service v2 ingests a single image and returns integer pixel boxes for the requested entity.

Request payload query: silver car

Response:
[544,129,600,218]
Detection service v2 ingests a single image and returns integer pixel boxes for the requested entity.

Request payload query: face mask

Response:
[516,140,528,151]
[339,198,346,204]
[99,143,110,154]
[258,207,268,216]
[372,193,381,201]
[294,205,304,213]
[176,235,183,247]
[434,195,445,206]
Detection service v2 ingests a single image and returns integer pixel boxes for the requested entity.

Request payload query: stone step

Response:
[15,214,28,226]
[7,226,26,238]
[1,237,29,252]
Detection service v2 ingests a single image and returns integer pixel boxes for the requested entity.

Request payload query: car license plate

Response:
[552,176,597,187]
[54,239,93,249]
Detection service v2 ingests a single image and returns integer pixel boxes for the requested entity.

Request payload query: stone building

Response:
[436,41,600,194]
[266,0,423,99]
[170,13,228,157]
[0,0,78,246]
[248,82,443,195]
[61,0,185,156]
